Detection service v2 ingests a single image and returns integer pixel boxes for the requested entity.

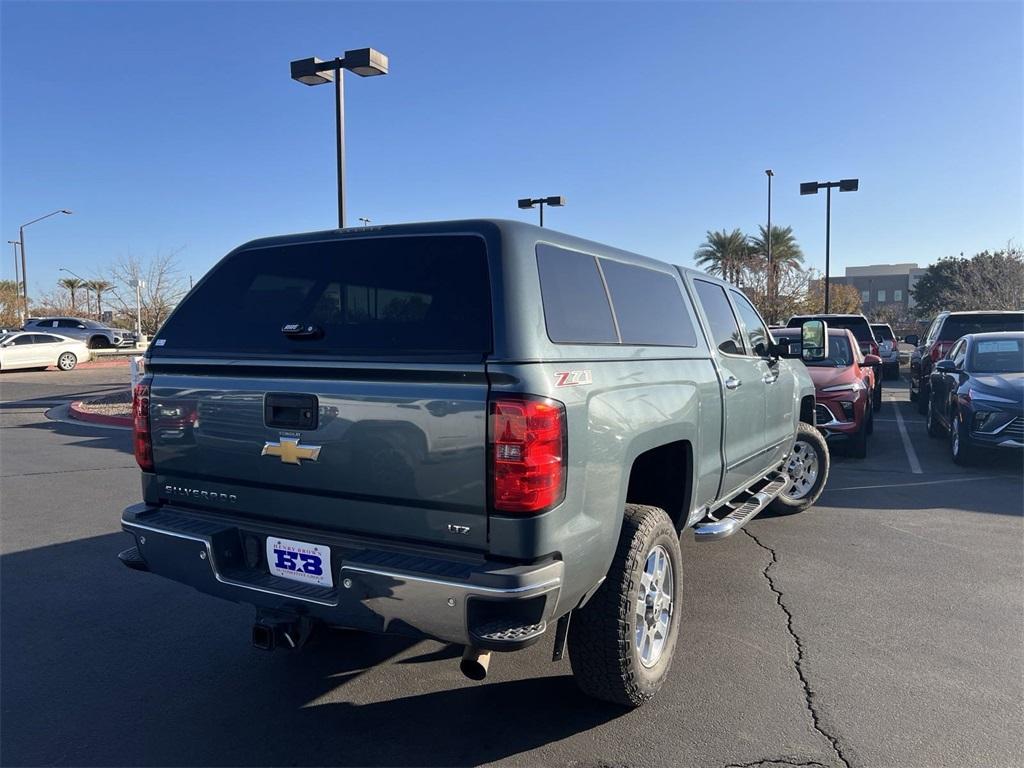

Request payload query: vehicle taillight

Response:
[489,396,566,514]
[133,378,154,472]
[931,341,952,362]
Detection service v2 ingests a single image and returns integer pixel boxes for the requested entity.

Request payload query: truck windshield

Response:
[151,235,492,360]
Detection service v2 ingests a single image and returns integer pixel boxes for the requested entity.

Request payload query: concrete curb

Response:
[68,400,132,428]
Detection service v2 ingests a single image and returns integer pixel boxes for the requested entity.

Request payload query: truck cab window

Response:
[693,280,744,356]
[729,290,770,357]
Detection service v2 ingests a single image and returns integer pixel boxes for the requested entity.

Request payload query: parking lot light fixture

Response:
[18,209,73,322]
[289,48,390,229]
[517,195,565,227]
[800,179,859,313]
[8,241,21,299]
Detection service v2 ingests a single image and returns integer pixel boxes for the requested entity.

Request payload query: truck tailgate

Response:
[149,366,489,549]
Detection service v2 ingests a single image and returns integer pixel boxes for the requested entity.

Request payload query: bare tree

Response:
[105,249,189,336]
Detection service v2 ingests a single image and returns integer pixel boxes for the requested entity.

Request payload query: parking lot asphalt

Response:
[1,367,1021,768]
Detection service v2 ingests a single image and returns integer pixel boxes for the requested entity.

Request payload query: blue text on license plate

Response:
[266,536,333,588]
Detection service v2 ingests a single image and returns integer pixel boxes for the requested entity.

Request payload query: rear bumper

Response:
[120,504,563,651]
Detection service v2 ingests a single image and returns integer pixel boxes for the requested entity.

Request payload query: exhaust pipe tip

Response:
[460,647,491,681]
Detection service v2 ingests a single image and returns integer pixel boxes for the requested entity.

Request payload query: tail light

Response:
[931,341,953,362]
[133,378,154,472]
[489,396,566,514]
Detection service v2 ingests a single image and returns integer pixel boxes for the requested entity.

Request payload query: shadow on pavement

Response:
[1,533,622,767]
[16,412,133,454]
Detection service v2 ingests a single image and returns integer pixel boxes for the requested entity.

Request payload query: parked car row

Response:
[22,316,137,349]
[923,329,1024,464]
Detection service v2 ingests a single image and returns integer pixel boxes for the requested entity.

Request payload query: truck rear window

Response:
[151,235,492,359]
[941,313,1024,340]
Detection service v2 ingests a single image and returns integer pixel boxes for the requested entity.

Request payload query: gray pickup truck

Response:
[119,219,829,707]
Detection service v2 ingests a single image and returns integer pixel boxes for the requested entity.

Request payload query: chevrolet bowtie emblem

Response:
[261,437,322,465]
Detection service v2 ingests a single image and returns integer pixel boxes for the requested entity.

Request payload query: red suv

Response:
[910,311,1024,414]
[773,328,880,458]
[787,313,882,412]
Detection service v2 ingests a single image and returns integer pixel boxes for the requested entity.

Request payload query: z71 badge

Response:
[554,370,593,387]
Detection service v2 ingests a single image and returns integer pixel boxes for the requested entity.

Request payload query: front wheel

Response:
[950,413,973,465]
[568,504,681,708]
[769,422,830,514]
[926,397,943,438]
[917,380,930,414]
[56,352,78,371]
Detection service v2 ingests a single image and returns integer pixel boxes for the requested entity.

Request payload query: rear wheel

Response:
[865,404,874,435]
[56,352,77,371]
[917,379,929,414]
[769,422,830,514]
[568,504,681,708]
[88,335,111,350]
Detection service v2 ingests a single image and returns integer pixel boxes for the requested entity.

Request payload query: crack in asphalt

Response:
[725,759,828,768]
[742,528,852,768]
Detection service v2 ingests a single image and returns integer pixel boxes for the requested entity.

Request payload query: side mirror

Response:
[862,354,882,367]
[934,359,958,373]
[903,334,919,347]
[800,319,829,361]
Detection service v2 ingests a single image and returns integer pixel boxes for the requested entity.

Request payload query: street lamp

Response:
[517,196,565,227]
[358,217,372,227]
[7,241,21,299]
[765,170,774,321]
[19,209,72,322]
[290,48,389,229]
[800,179,858,313]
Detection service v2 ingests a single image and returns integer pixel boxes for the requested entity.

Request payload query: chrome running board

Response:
[693,475,789,542]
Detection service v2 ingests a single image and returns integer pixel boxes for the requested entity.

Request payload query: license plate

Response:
[266,536,333,588]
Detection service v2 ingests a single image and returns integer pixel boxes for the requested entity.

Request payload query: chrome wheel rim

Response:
[58,353,75,370]
[782,439,819,500]
[635,545,673,668]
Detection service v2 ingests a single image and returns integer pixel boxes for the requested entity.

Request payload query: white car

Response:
[0,331,91,372]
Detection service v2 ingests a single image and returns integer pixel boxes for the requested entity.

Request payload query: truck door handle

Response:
[762,372,778,384]
[725,376,742,390]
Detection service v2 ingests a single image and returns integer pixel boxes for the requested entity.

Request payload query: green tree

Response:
[748,224,805,273]
[909,249,1023,315]
[58,277,85,313]
[694,228,751,285]
[85,280,113,319]
[0,280,21,329]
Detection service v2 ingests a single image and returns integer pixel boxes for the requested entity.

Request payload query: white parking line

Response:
[825,475,1001,492]
[893,403,923,474]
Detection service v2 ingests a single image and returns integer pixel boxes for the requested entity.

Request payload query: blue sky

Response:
[2,1,1021,296]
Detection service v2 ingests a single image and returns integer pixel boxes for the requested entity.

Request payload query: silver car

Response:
[23,317,136,349]
[870,323,901,380]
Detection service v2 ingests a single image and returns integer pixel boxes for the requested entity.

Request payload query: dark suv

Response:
[787,313,882,410]
[910,311,1024,414]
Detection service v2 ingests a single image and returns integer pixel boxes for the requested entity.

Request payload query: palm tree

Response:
[749,225,804,273]
[58,277,85,313]
[694,229,751,285]
[85,280,113,320]
[749,225,804,324]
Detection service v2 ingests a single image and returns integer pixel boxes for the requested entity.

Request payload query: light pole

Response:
[19,209,73,321]
[290,49,389,229]
[358,217,372,227]
[517,196,565,227]
[7,241,21,300]
[765,169,774,321]
[800,179,858,313]
[59,267,89,316]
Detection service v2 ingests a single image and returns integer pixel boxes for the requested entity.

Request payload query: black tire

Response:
[917,380,929,414]
[865,405,874,436]
[88,335,111,350]
[926,396,943,438]
[873,381,883,412]
[849,413,868,459]
[769,422,830,514]
[568,504,681,708]
[950,412,972,465]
